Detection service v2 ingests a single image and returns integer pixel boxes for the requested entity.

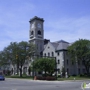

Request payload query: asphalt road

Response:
[0,78,90,90]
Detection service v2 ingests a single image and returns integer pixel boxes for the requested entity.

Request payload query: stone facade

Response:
[29,16,44,55]
[29,16,86,76]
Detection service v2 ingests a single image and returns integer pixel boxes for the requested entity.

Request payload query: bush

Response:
[36,76,42,80]
[46,76,56,81]
[35,76,56,80]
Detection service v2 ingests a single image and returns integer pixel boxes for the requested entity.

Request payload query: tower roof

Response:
[29,16,44,22]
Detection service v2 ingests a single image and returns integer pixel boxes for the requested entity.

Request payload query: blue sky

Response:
[0,0,90,51]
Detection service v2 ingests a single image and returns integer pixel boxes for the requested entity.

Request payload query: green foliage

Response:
[68,39,90,74]
[32,57,55,75]
[0,41,36,77]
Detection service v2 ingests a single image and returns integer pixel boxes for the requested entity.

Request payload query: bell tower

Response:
[29,16,44,55]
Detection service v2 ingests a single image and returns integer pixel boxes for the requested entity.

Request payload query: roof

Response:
[51,42,59,49]
[29,16,44,22]
[52,40,69,51]
[43,40,70,51]
[56,42,69,51]
[55,40,69,44]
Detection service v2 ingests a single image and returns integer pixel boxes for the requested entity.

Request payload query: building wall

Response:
[56,51,64,72]
[43,42,56,57]
[29,16,44,55]
[43,42,66,74]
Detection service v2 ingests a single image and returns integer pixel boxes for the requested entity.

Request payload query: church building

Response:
[29,16,86,76]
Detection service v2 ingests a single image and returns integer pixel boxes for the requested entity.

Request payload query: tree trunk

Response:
[83,60,90,75]
[20,65,22,77]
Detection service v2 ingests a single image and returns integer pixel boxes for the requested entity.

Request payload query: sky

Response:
[0,0,90,51]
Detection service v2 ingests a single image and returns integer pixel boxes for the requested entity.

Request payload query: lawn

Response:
[6,75,33,79]
[6,75,90,81]
[57,76,90,81]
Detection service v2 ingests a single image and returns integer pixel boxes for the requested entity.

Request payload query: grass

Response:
[5,75,33,79]
[5,75,90,81]
[57,76,90,81]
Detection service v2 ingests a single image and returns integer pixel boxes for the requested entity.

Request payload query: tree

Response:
[11,41,35,77]
[32,57,56,76]
[0,51,8,67]
[68,39,90,74]
[0,41,36,77]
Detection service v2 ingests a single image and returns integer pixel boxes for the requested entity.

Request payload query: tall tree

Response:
[0,41,36,77]
[68,39,90,74]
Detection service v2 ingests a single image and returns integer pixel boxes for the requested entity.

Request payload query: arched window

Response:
[44,53,46,56]
[38,30,41,35]
[31,31,33,35]
[48,52,50,57]
[52,52,54,56]
[58,59,60,64]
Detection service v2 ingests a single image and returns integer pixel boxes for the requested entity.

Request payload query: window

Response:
[83,68,85,74]
[38,30,41,35]
[67,59,68,65]
[67,68,69,74]
[58,59,60,64]
[44,53,46,56]
[48,46,50,49]
[78,68,80,74]
[31,31,33,35]
[57,52,59,56]
[48,52,50,57]
[52,52,54,56]
[72,61,74,65]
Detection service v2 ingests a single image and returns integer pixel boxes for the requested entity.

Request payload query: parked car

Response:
[0,71,5,81]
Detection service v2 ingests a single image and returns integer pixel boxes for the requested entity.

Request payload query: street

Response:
[0,78,90,90]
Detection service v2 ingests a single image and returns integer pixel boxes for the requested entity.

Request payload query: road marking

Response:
[12,89,17,90]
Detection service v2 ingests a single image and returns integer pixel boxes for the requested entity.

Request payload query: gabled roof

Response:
[43,39,70,52]
[51,42,59,49]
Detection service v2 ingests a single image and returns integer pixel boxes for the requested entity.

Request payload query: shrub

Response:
[35,76,56,80]
[46,76,56,81]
